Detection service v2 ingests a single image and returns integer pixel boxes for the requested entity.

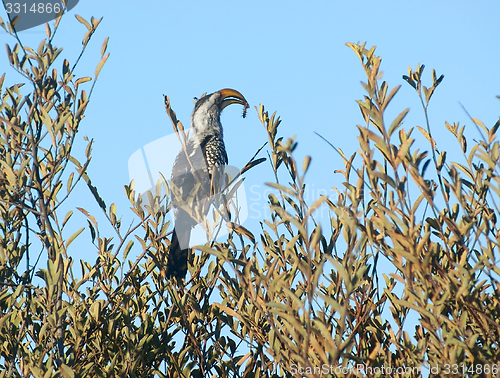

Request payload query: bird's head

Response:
[191,88,249,137]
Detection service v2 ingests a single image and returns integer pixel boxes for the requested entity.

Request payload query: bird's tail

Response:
[165,221,191,279]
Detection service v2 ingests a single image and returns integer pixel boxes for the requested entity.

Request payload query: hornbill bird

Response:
[166,88,249,279]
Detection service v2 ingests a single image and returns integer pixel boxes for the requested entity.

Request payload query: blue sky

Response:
[3,1,499,229]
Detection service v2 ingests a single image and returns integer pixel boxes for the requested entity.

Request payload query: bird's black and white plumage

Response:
[166,89,249,279]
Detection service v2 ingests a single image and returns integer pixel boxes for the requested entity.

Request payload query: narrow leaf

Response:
[75,14,91,30]
[66,228,85,248]
[95,52,109,79]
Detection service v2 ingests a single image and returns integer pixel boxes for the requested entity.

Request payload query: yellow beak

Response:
[219,88,249,115]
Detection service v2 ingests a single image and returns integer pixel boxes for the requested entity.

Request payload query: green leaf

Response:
[95,52,109,79]
[382,84,401,111]
[450,162,474,182]
[265,182,297,196]
[66,171,74,194]
[82,175,107,211]
[388,108,410,137]
[302,155,311,173]
[109,202,117,220]
[75,14,91,30]
[437,151,446,171]
[100,37,109,56]
[0,160,17,187]
[40,105,57,149]
[87,219,96,243]
[66,227,84,248]
[123,240,134,261]
[59,364,75,378]
[417,125,436,149]
[75,76,92,88]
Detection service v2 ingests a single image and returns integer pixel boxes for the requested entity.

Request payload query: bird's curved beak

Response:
[219,88,249,115]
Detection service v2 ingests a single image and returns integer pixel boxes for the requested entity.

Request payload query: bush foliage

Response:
[1,11,499,378]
